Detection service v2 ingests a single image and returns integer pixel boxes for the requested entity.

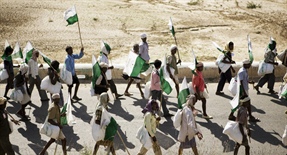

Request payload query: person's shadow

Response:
[11,145,20,155]
[71,101,92,124]
[108,100,134,122]
[249,123,287,148]
[18,121,47,154]
[158,117,179,141]
[113,125,135,152]
[64,125,84,152]
[197,119,235,152]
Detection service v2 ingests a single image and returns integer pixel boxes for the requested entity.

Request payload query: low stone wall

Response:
[1,62,286,83]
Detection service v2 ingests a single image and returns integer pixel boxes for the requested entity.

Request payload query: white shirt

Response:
[139,41,150,62]
[28,59,39,79]
[98,54,112,80]
[238,67,249,92]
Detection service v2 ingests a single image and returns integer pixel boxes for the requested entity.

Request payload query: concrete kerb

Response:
[1,61,286,83]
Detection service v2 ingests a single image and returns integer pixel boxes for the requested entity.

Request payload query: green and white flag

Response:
[247,35,253,64]
[212,41,224,53]
[1,40,12,61]
[101,41,111,55]
[91,55,101,87]
[159,55,175,95]
[123,51,146,77]
[11,42,23,62]
[230,75,240,112]
[60,94,76,126]
[104,117,118,141]
[188,48,197,75]
[23,41,34,64]
[168,17,175,37]
[178,77,190,109]
[64,6,78,25]
[39,51,52,66]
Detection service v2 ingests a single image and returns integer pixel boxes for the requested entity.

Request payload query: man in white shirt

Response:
[98,41,122,99]
[139,33,150,63]
[28,50,49,101]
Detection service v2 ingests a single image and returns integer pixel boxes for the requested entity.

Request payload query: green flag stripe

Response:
[130,56,146,77]
[178,88,190,109]
[66,14,78,25]
[104,117,118,141]
[159,68,172,95]
[92,62,101,86]
[170,26,175,36]
[25,49,33,64]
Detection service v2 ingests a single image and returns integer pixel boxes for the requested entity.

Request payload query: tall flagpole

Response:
[77,19,83,48]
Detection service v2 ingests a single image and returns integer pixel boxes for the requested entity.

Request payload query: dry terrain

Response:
[0,0,287,65]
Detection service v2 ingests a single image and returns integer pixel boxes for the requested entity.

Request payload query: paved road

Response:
[1,82,286,155]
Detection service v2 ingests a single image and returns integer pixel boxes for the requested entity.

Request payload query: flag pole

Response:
[173,35,181,65]
[116,131,131,155]
[77,21,83,48]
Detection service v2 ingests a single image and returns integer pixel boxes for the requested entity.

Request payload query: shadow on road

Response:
[108,100,134,122]
[113,125,135,151]
[197,119,235,153]
[72,101,92,124]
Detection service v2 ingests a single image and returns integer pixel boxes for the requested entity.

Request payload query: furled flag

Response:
[123,51,147,78]
[11,42,23,62]
[188,48,197,75]
[90,55,101,96]
[64,6,78,25]
[91,55,101,87]
[60,94,75,126]
[101,108,118,141]
[39,51,52,66]
[212,41,224,53]
[247,35,253,64]
[23,41,34,64]
[168,17,175,37]
[178,77,190,109]
[159,55,175,95]
[230,76,240,112]
[101,41,111,55]
[1,40,12,61]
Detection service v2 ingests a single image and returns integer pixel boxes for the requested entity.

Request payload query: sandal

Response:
[124,92,132,96]
[249,116,260,122]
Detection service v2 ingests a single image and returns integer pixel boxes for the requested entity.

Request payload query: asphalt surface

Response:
[1,82,287,155]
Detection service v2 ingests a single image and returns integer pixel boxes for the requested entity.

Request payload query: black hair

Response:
[154,59,162,69]
[4,46,13,55]
[50,60,60,70]
[65,46,72,52]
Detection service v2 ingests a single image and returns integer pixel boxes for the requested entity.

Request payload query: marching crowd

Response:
[0,33,286,155]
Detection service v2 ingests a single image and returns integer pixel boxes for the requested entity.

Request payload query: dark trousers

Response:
[28,75,48,100]
[0,135,15,155]
[216,68,232,92]
[257,71,275,90]
[151,90,169,115]
[108,80,118,95]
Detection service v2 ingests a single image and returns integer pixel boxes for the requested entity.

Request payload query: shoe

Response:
[124,92,133,96]
[115,94,123,99]
[72,96,82,101]
[163,113,174,117]
[202,115,213,119]
[41,98,50,102]
[268,90,277,94]
[215,91,224,95]
[254,86,260,94]
[249,116,260,122]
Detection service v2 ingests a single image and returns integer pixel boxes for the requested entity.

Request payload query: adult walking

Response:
[98,41,122,99]
[65,46,84,101]
[137,100,162,155]
[3,46,16,99]
[167,45,181,97]
[27,49,49,101]
[216,42,236,95]
[0,97,18,155]
[254,39,278,94]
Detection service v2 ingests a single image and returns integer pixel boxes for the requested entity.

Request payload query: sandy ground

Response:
[0,0,287,65]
